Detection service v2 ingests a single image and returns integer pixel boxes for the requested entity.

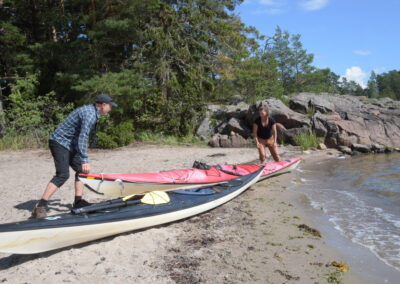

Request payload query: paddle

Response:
[72,179,238,215]
[71,191,170,214]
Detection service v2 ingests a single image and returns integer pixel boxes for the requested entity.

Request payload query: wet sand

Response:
[0,144,369,283]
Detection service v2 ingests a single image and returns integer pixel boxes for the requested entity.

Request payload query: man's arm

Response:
[77,111,96,171]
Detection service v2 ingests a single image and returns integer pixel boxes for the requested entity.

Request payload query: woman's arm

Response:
[252,123,260,146]
[272,124,278,145]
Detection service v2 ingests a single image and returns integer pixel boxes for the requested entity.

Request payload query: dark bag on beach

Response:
[192,161,212,170]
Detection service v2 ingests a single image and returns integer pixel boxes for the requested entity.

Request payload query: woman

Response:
[253,104,281,163]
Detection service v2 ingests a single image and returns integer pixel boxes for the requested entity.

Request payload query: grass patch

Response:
[279,95,290,107]
[0,133,46,150]
[293,130,319,150]
[135,131,207,146]
[306,106,316,117]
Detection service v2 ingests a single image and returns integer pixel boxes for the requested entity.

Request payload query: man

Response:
[31,93,118,218]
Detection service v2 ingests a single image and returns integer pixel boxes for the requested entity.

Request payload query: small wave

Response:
[309,199,325,212]
[373,207,400,229]
[295,168,312,173]
[328,213,400,271]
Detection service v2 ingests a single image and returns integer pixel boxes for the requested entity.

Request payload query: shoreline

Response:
[294,153,400,283]
[0,144,395,283]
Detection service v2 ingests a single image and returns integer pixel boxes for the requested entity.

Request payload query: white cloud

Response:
[259,0,280,5]
[300,0,329,11]
[342,66,367,88]
[254,8,284,14]
[255,0,286,13]
[353,50,372,56]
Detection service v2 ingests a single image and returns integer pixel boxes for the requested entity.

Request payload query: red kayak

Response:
[79,158,301,197]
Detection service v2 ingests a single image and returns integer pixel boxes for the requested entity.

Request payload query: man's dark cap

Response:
[95,93,118,107]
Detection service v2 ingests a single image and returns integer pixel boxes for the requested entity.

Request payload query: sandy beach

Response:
[0,144,375,283]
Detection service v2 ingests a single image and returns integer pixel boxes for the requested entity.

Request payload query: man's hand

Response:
[82,163,91,173]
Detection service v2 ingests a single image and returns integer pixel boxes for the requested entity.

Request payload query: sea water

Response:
[294,153,400,272]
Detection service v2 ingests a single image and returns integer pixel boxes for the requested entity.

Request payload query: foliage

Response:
[366,71,379,98]
[338,77,364,96]
[298,68,340,93]
[293,130,319,150]
[233,52,284,103]
[73,69,156,129]
[377,70,400,100]
[2,75,73,148]
[1,1,399,151]
[0,131,39,150]
[265,26,314,94]
[95,117,134,149]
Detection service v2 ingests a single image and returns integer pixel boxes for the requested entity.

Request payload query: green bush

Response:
[293,130,319,150]
[95,118,134,149]
[1,75,74,149]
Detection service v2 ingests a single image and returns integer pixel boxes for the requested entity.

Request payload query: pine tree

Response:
[367,71,379,98]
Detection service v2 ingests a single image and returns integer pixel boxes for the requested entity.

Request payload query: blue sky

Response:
[234,0,400,87]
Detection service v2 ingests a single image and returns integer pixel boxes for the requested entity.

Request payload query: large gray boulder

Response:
[290,92,336,114]
[216,117,252,139]
[254,98,311,129]
[208,133,253,148]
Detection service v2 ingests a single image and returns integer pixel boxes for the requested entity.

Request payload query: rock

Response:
[351,143,371,153]
[219,134,230,148]
[338,146,352,155]
[230,134,252,147]
[197,102,251,140]
[208,133,253,148]
[196,113,214,140]
[318,143,327,150]
[226,117,252,138]
[312,112,328,138]
[371,143,386,153]
[228,94,244,105]
[281,126,310,145]
[208,134,221,147]
[269,98,311,128]
[351,150,363,156]
[290,92,336,114]
[205,93,400,149]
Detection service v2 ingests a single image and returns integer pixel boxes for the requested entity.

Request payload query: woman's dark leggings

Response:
[49,140,82,187]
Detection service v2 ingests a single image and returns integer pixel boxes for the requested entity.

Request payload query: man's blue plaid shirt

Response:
[50,104,100,164]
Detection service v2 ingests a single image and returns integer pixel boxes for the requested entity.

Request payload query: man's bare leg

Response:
[75,180,84,197]
[41,182,58,200]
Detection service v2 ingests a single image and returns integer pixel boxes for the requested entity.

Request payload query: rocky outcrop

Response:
[291,93,400,149]
[200,92,400,152]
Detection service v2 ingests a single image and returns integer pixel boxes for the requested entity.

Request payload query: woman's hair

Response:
[258,103,269,113]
